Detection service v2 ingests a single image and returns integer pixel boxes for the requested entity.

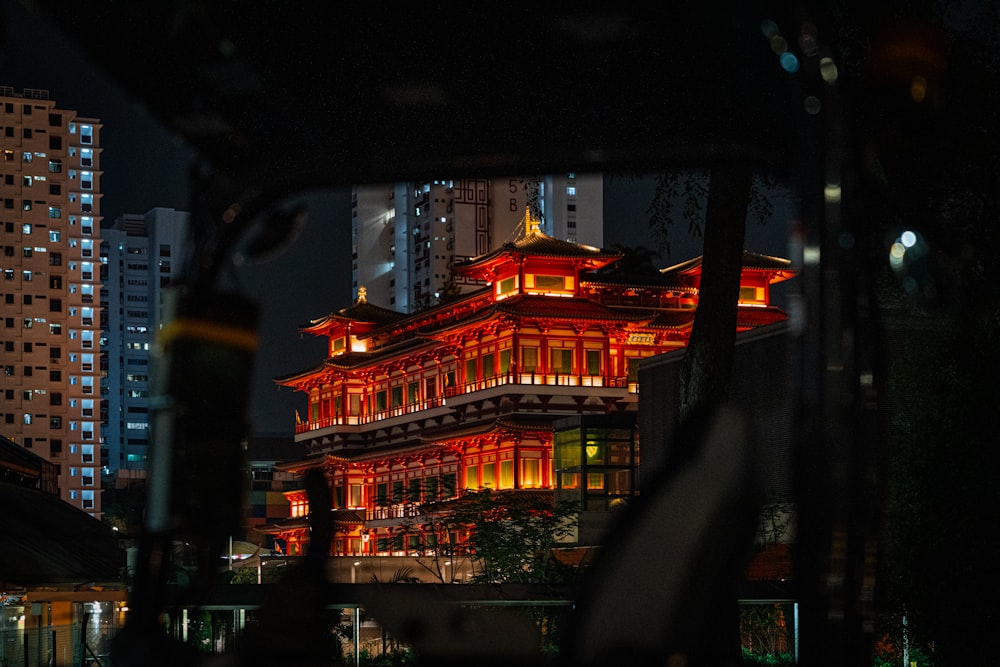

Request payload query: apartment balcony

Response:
[295,372,634,435]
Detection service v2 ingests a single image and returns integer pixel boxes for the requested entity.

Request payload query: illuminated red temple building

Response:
[263,222,795,557]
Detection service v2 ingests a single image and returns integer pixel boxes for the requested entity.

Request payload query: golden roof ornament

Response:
[525,206,541,236]
[357,286,367,303]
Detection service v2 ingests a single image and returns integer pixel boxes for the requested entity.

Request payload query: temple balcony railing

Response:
[295,372,634,435]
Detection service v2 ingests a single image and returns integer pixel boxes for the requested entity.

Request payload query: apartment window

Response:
[48,206,61,219]
[48,159,62,173]
[49,252,61,266]
[48,230,61,242]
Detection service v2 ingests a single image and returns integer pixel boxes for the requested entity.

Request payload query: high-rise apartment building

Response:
[0,87,103,515]
[351,174,603,312]
[100,208,190,482]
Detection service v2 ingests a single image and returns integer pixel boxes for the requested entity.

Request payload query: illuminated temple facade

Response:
[264,218,794,557]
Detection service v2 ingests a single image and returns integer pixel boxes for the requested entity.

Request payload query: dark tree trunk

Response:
[678,167,751,430]
[674,166,752,667]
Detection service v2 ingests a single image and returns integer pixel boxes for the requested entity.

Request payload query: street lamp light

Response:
[443,560,451,584]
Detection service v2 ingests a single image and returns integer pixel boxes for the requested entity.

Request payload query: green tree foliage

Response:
[444,490,579,584]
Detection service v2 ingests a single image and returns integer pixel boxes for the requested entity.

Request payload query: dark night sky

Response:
[1,3,790,436]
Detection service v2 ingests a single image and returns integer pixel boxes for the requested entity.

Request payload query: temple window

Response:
[349,484,363,507]
[521,458,542,488]
[526,273,572,293]
[626,357,642,383]
[426,475,439,501]
[499,459,515,489]
[739,285,767,304]
[332,336,346,354]
[482,352,495,378]
[586,349,602,375]
[442,473,457,497]
[408,478,422,503]
[499,348,512,374]
[391,385,403,408]
[376,483,389,506]
[408,381,420,404]
[465,464,478,489]
[392,480,404,503]
[550,347,574,374]
[376,390,387,412]
[464,357,477,383]
[481,462,497,488]
[496,275,518,298]
[290,498,308,517]
[521,346,538,372]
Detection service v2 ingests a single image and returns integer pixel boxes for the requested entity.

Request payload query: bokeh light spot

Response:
[780,52,799,73]
[819,57,838,83]
[804,96,821,114]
